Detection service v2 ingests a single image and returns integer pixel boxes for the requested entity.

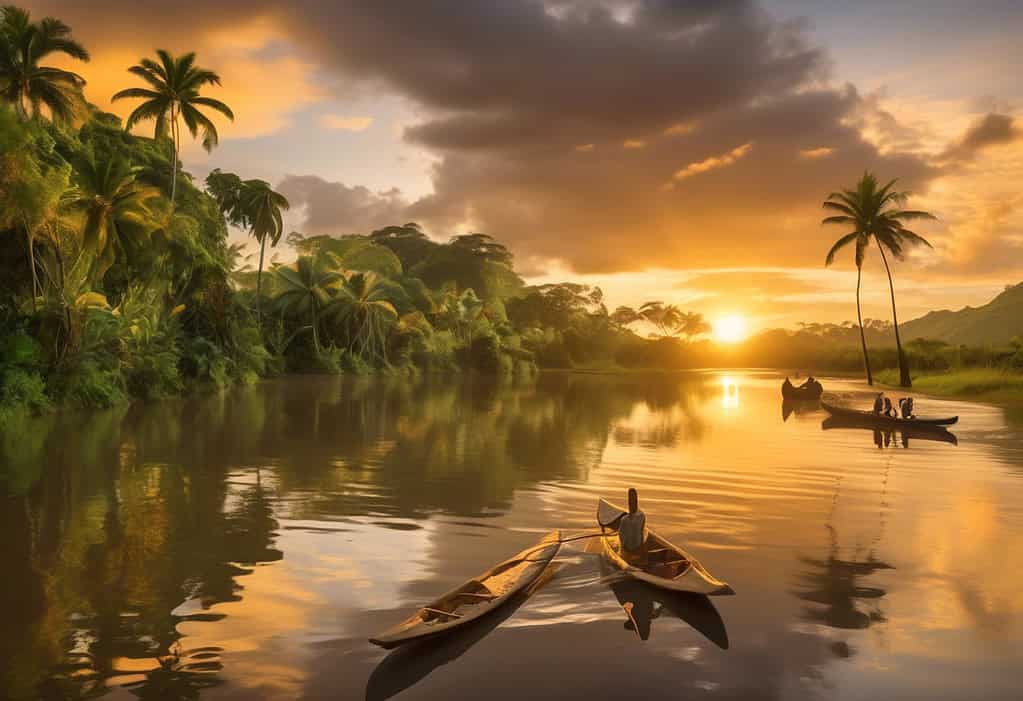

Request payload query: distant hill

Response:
[901,282,1023,346]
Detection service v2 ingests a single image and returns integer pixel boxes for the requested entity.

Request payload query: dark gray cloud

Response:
[276,175,409,235]
[940,113,1021,163]
[26,0,992,273]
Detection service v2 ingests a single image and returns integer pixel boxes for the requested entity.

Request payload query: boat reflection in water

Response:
[605,571,729,649]
[821,416,958,447]
[720,376,740,410]
[365,564,561,701]
[781,398,820,422]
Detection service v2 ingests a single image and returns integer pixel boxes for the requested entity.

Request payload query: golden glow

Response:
[714,315,747,343]
[720,375,740,409]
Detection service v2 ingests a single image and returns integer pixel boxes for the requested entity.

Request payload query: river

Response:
[1,371,1021,700]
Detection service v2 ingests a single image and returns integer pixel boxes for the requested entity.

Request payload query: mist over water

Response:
[2,371,1021,700]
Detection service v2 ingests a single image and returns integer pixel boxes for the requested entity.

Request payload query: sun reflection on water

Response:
[720,376,740,409]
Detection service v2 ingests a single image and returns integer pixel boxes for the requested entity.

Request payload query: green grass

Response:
[877,367,1023,402]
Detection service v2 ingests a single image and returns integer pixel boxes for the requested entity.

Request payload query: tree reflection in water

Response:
[0,372,710,699]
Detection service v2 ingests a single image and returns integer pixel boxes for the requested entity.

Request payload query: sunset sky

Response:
[25,0,1023,332]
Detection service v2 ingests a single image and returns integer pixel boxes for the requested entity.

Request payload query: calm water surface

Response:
[2,371,1021,700]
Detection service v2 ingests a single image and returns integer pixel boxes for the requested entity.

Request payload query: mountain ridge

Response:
[900,282,1023,346]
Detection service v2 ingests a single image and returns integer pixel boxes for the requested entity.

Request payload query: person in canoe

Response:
[882,396,896,418]
[873,392,885,414]
[619,488,648,564]
[899,397,915,419]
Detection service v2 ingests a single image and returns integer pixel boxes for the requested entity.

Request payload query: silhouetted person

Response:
[899,397,914,418]
[883,397,894,418]
[873,393,884,414]
[619,488,647,563]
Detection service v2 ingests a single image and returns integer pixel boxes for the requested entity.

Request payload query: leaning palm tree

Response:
[112,50,233,206]
[239,179,289,321]
[678,311,711,342]
[823,172,935,387]
[0,6,90,121]
[62,152,161,278]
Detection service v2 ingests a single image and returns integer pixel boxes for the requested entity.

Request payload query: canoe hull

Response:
[598,499,734,596]
[369,530,561,648]
[821,401,957,428]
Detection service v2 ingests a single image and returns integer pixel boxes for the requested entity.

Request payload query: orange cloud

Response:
[799,146,834,159]
[672,142,754,181]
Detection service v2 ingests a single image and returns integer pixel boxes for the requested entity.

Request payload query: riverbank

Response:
[876,367,1023,405]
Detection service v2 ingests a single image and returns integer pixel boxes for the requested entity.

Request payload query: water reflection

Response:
[821,416,958,447]
[0,371,1020,700]
[781,399,820,422]
[604,572,729,648]
[720,376,740,410]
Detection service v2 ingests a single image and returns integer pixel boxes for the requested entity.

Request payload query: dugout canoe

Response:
[369,530,561,649]
[597,499,734,596]
[782,378,824,400]
[821,400,957,427]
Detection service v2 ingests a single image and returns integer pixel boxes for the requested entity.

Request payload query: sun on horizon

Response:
[713,315,748,344]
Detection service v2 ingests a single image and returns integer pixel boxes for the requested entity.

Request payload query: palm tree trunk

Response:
[169,107,179,207]
[256,235,266,323]
[311,304,320,355]
[24,217,38,314]
[856,264,873,386]
[877,245,911,387]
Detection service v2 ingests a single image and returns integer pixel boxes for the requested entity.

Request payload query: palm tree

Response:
[112,50,233,207]
[823,173,935,387]
[324,271,401,361]
[63,152,161,278]
[239,179,289,321]
[270,252,342,355]
[639,301,682,338]
[0,6,90,122]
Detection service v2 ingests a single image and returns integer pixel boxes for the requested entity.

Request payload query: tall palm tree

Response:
[271,252,343,355]
[823,172,935,387]
[0,6,90,122]
[324,271,401,361]
[112,50,233,207]
[63,152,160,278]
[239,179,289,321]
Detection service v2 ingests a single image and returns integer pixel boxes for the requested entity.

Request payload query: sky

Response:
[24,0,1023,333]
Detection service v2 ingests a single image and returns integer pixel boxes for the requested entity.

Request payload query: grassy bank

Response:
[876,367,1023,404]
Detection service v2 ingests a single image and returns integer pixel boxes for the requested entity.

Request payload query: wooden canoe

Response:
[597,499,734,596]
[369,530,561,649]
[821,400,957,427]
[782,378,823,400]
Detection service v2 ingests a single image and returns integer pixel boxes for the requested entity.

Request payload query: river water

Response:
[1,371,1021,700]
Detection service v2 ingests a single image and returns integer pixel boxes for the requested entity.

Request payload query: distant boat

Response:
[782,377,823,400]
[821,401,957,428]
[597,498,734,596]
[369,530,561,649]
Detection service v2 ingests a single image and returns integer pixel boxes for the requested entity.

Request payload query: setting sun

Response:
[714,315,748,343]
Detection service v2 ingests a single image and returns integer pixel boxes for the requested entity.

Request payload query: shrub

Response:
[0,368,50,417]
[59,361,126,409]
